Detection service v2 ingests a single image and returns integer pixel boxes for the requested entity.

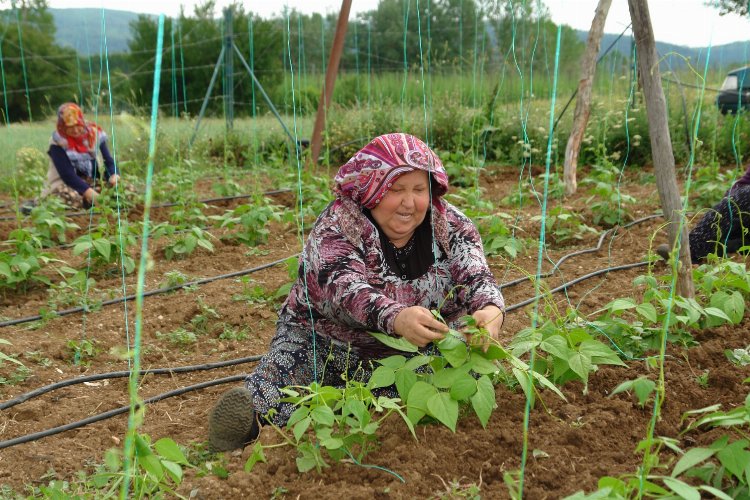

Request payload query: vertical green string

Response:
[11,1,31,122]
[0,41,9,126]
[121,14,164,499]
[75,41,84,105]
[178,19,188,115]
[367,20,372,107]
[100,9,133,373]
[518,26,562,498]
[416,0,428,141]
[425,0,433,143]
[171,19,178,118]
[639,43,712,497]
[320,16,329,169]
[400,0,411,128]
[459,0,463,105]
[249,16,259,167]
[354,22,360,101]
[285,8,316,383]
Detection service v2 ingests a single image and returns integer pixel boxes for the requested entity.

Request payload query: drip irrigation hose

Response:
[0,355,264,411]
[500,213,662,291]
[0,255,658,450]
[0,374,246,451]
[0,188,292,221]
[505,261,649,312]
[0,254,298,329]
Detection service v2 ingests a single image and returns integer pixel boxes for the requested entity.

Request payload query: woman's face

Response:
[370,169,431,247]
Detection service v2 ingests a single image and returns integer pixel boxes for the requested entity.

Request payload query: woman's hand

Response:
[108,174,120,187]
[394,306,449,347]
[83,187,98,204]
[471,305,505,351]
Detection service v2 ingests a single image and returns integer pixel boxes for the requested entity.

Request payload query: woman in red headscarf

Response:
[207,133,506,452]
[40,103,120,209]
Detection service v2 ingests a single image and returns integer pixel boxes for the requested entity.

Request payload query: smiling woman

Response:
[207,132,507,452]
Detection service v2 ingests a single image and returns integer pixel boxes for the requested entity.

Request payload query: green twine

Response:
[249,16,259,167]
[284,10,316,381]
[639,41,713,497]
[100,9,133,372]
[400,0,410,128]
[518,25,562,499]
[178,20,188,114]
[171,19,178,118]
[11,0,31,122]
[0,41,9,126]
[120,14,165,499]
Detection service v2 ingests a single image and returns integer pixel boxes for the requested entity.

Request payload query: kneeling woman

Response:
[208,133,506,451]
[42,103,120,209]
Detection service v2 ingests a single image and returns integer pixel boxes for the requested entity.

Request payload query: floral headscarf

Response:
[334,133,449,209]
[52,103,105,155]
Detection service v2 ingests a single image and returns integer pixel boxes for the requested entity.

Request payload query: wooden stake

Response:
[308,0,352,169]
[563,0,612,196]
[628,0,695,298]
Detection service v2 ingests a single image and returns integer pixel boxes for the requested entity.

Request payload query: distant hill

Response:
[575,31,750,71]
[49,8,151,55]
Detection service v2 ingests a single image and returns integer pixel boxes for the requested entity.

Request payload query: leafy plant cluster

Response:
[249,314,563,475]
[568,392,750,499]
[585,259,749,359]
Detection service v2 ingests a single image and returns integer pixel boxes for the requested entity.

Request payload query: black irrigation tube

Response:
[0,374,247,451]
[0,188,292,221]
[505,261,650,312]
[0,255,656,450]
[500,213,662,291]
[0,254,298,329]
[0,355,264,411]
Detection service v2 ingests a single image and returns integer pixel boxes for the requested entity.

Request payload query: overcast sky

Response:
[45,0,750,48]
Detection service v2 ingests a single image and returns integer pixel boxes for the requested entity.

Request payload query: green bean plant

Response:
[47,267,99,310]
[26,434,191,499]
[531,206,598,246]
[28,197,80,246]
[581,260,749,359]
[266,377,412,474]
[0,228,64,293]
[0,338,25,369]
[72,221,138,274]
[583,162,635,227]
[369,314,565,431]
[211,200,281,247]
[160,226,215,261]
[475,213,525,259]
[510,315,626,390]
[566,393,750,499]
[690,164,731,209]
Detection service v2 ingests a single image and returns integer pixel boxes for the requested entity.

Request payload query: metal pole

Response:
[189,45,225,148]
[232,43,297,150]
[309,0,352,168]
[224,8,234,131]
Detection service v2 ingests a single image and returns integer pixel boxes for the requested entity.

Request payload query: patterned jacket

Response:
[279,196,505,357]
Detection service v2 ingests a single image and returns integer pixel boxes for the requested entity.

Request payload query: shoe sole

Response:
[208,387,258,452]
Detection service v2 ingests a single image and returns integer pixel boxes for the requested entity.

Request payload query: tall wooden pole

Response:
[628,0,694,298]
[563,0,612,196]
[308,0,352,168]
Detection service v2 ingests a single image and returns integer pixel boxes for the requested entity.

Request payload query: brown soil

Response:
[1,165,748,499]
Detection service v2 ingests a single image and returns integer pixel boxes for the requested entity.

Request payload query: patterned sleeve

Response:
[301,211,406,335]
[446,206,505,314]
